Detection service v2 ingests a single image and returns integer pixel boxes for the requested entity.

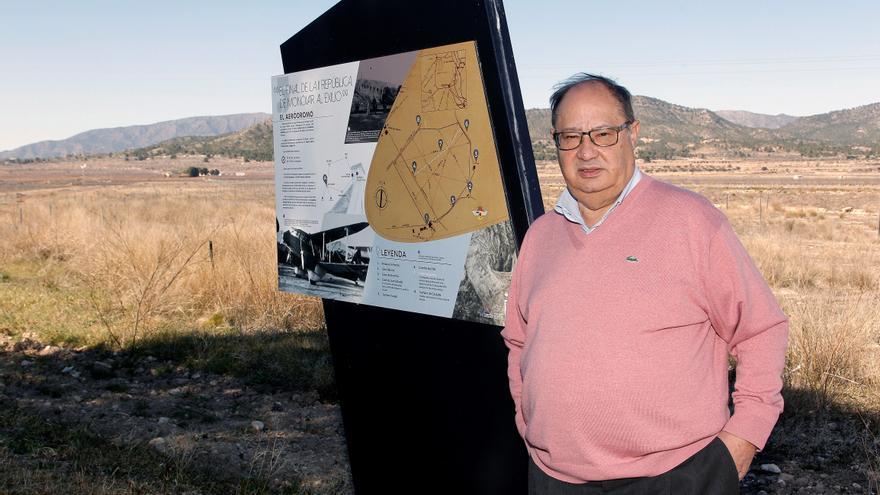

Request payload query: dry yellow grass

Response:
[781,293,880,408]
[1,178,322,347]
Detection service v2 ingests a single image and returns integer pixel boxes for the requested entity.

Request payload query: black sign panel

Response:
[280,1,542,492]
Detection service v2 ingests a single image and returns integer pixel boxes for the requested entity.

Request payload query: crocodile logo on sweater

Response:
[625,256,639,263]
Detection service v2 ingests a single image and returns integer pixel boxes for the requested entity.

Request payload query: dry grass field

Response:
[1,155,879,493]
[1,157,316,344]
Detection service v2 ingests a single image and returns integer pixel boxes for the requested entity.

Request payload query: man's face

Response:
[554,82,639,211]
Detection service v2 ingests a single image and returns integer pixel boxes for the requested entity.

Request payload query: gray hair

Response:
[549,73,635,128]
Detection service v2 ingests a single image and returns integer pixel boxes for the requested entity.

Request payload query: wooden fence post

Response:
[759,191,763,225]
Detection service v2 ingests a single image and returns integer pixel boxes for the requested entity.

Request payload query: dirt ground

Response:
[0,333,352,493]
[1,334,876,494]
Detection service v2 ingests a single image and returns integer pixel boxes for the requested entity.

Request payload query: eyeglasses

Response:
[552,120,635,150]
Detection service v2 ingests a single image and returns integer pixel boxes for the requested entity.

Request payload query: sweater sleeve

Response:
[501,235,529,439]
[703,220,789,450]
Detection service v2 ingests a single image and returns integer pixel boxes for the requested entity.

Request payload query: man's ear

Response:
[629,120,640,147]
[551,130,562,163]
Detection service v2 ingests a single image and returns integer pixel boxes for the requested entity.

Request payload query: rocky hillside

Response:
[715,110,799,129]
[776,102,880,145]
[136,118,273,162]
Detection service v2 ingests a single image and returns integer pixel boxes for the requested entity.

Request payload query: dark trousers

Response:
[528,438,740,495]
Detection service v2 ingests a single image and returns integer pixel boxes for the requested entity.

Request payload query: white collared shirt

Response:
[554,167,642,235]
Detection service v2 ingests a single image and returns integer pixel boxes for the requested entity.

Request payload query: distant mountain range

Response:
[0,113,270,160]
[714,110,799,129]
[4,98,879,162]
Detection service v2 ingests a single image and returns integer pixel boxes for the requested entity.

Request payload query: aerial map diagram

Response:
[364,41,509,243]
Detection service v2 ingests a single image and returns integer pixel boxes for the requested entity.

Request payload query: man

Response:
[502,74,788,494]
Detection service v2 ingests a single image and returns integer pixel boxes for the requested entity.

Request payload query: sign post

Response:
[277,1,542,492]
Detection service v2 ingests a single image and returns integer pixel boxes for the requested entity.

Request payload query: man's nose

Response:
[575,136,599,160]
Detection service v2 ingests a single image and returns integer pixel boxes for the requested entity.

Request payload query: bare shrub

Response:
[76,205,214,347]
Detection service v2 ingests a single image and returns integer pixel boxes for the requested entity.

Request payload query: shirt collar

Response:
[554,166,642,234]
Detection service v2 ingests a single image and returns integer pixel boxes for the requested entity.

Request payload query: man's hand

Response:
[717,431,757,480]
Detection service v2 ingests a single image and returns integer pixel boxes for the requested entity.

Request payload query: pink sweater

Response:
[502,175,788,483]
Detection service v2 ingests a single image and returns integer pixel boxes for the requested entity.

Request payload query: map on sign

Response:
[420,49,467,112]
[365,42,508,243]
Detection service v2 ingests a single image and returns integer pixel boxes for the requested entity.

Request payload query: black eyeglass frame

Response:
[552,120,636,150]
